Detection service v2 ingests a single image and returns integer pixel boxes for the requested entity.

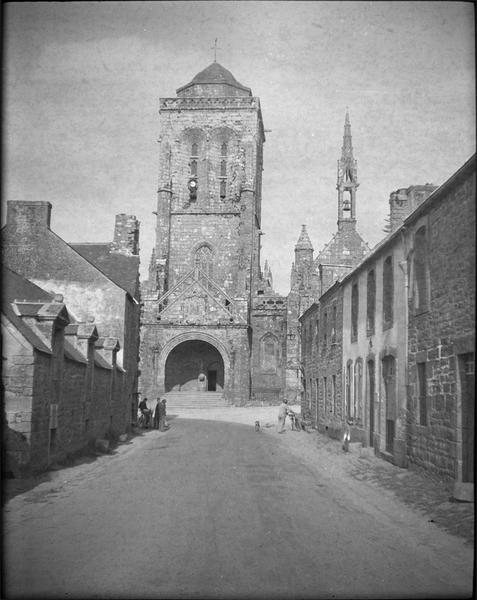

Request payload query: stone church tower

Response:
[315,111,370,294]
[140,62,274,405]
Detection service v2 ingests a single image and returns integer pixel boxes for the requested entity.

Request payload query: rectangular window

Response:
[323,377,328,414]
[346,362,352,419]
[315,377,319,424]
[367,269,376,335]
[417,362,427,425]
[383,256,394,328]
[49,428,57,453]
[323,311,328,346]
[332,375,336,414]
[331,304,337,343]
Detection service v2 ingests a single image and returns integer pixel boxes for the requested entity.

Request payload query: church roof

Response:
[295,225,314,251]
[176,62,252,95]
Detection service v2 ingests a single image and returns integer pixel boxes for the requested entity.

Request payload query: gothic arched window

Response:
[194,244,213,278]
[351,283,359,341]
[260,333,278,372]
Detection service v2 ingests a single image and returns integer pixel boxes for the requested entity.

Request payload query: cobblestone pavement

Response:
[312,433,474,545]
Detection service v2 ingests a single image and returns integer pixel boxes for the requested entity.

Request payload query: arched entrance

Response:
[164,340,225,392]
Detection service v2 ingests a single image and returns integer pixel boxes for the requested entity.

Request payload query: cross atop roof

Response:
[211,38,221,62]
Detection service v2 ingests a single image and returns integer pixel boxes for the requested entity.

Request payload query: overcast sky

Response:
[4,1,475,295]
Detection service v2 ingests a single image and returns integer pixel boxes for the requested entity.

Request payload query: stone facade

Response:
[341,230,409,467]
[406,156,475,487]
[140,62,287,405]
[299,280,344,440]
[388,184,437,233]
[1,202,141,428]
[2,268,125,474]
[298,155,475,480]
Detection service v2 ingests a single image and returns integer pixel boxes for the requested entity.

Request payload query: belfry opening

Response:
[164,340,225,392]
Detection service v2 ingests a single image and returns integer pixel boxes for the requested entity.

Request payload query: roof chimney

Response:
[6,201,52,233]
[110,214,140,256]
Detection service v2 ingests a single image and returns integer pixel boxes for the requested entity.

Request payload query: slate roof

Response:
[177,62,251,95]
[71,243,140,298]
[64,340,87,364]
[3,266,53,305]
[94,352,112,370]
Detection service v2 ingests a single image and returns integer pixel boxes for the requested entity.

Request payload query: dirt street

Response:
[3,408,474,599]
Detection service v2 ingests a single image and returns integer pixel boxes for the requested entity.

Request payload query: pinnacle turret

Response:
[295,225,313,252]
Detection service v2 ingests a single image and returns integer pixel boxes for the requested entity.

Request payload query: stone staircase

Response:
[164,391,230,410]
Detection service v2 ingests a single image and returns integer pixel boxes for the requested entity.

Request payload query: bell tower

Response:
[337,111,359,228]
[140,61,267,406]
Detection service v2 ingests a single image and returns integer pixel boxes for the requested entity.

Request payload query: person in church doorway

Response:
[277,398,288,434]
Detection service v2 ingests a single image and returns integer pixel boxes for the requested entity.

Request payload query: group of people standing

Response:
[138,397,169,431]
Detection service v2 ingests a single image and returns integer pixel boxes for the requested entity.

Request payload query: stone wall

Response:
[154,99,263,300]
[300,284,345,439]
[251,298,287,404]
[2,201,139,433]
[407,161,475,480]
[139,323,251,405]
[58,357,87,461]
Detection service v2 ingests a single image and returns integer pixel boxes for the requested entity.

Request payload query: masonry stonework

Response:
[406,158,475,484]
[140,62,286,406]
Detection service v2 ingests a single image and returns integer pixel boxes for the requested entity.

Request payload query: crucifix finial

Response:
[211,38,221,62]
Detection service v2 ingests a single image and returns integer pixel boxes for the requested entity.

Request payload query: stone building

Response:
[405,155,475,495]
[299,279,344,439]
[387,184,437,233]
[2,267,124,474]
[1,202,141,426]
[140,62,287,406]
[298,154,475,481]
[286,112,369,400]
[340,223,410,467]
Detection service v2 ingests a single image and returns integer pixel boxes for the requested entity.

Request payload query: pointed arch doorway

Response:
[164,340,225,392]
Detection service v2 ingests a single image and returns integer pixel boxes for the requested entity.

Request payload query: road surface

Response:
[3,416,474,598]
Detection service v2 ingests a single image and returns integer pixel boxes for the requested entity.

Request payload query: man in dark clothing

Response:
[138,397,151,427]
[153,398,161,429]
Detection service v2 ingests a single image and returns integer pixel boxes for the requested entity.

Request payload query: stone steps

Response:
[164,391,230,410]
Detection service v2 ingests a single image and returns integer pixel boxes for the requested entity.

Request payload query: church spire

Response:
[337,110,359,227]
[342,110,353,160]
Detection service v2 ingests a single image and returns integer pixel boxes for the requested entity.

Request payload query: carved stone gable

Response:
[156,268,246,325]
